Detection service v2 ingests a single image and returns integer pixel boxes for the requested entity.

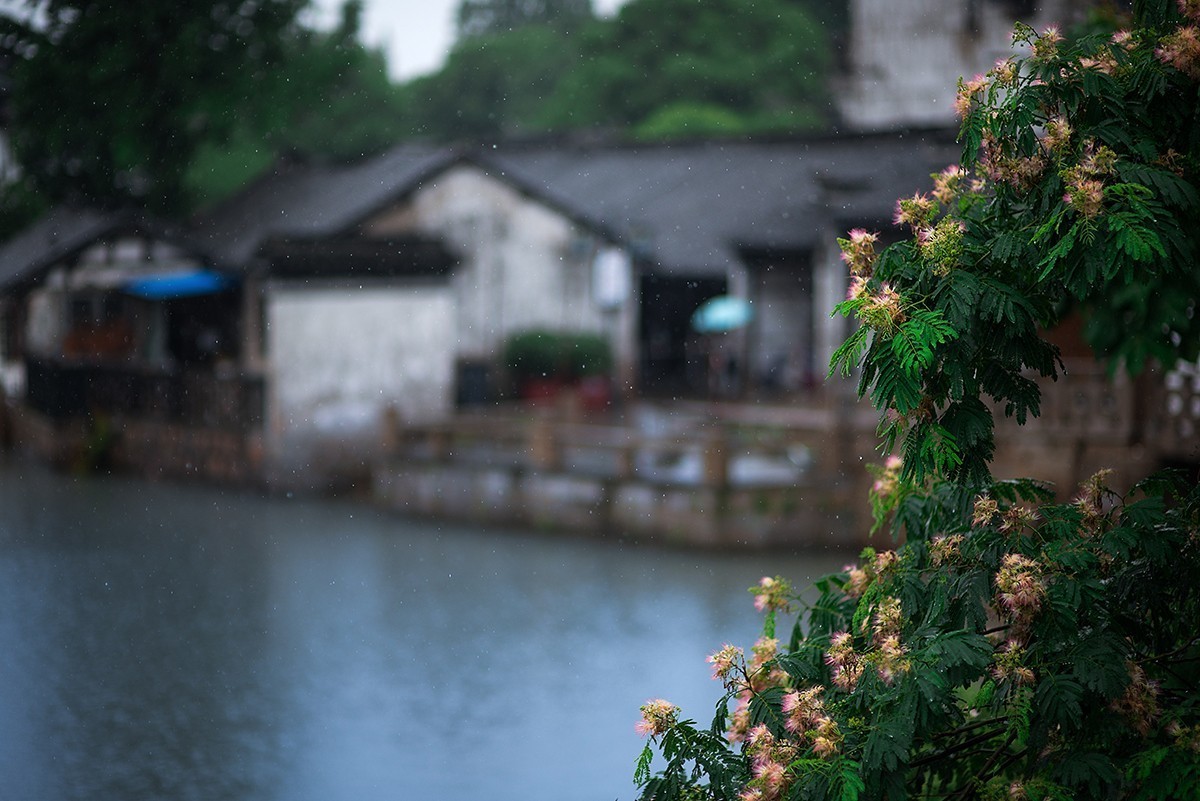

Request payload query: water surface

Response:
[0,460,854,801]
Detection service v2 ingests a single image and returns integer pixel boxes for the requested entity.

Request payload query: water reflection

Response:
[0,461,856,801]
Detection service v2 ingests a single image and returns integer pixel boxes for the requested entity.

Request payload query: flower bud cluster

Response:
[1079,29,1134,75]
[870,455,905,505]
[825,631,864,692]
[1075,468,1114,536]
[982,131,1047,192]
[843,547,899,599]
[837,228,879,277]
[999,504,1038,534]
[1158,24,1200,80]
[741,725,799,801]
[708,643,744,685]
[931,164,965,205]
[636,699,679,737]
[995,553,1047,621]
[991,58,1018,87]
[916,217,966,276]
[1061,143,1115,218]
[748,636,789,692]
[954,73,989,118]
[1111,661,1160,736]
[870,596,911,684]
[973,496,1000,527]
[991,640,1036,686]
[751,575,792,613]
[893,192,938,229]
[1166,720,1200,753]
[855,282,906,335]
[1031,26,1063,62]
[721,635,790,743]
[1042,116,1072,155]
[930,533,965,566]
[1078,45,1119,75]
[779,687,842,758]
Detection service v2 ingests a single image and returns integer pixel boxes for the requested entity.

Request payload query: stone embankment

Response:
[373,403,880,549]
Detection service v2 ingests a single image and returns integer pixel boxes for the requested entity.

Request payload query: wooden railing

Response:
[1008,360,1137,442]
[24,357,264,431]
[1146,361,1200,460]
[387,410,837,489]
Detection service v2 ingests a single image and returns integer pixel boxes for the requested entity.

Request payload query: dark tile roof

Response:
[484,130,961,275]
[190,143,458,267]
[4,131,962,288]
[0,206,223,293]
[0,206,132,291]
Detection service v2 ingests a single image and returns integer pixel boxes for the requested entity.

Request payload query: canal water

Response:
[0,460,855,801]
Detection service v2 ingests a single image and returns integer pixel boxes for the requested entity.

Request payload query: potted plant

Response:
[565,332,614,412]
[504,330,568,403]
[503,329,613,408]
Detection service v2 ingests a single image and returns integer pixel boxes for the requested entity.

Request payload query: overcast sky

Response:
[310,0,629,81]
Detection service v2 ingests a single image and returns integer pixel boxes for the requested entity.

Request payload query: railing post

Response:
[529,415,562,471]
[428,424,452,461]
[615,437,635,480]
[702,432,728,489]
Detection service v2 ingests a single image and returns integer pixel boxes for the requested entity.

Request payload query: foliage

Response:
[634,103,754,141]
[0,0,307,213]
[455,0,594,39]
[0,0,411,219]
[410,0,833,141]
[635,4,1200,800]
[830,2,1200,486]
[503,329,612,380]
[184,0,410,208]
[537,0,831,136]
[405,23,585,141]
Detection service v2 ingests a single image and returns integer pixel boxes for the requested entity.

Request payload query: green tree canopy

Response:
[186,0,410,208]
[456,0,594,38]
[0,0,413,217]
[0,0,307,213]
[537,0,832,137]
[404,22,586,141]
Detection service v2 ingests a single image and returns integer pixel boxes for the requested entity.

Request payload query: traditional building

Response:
[0,132,962,487]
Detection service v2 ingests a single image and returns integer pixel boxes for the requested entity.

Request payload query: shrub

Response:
[634,4,1200,799]
[503,329,612,381]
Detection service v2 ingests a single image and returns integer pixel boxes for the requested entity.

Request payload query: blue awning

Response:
[123,270,233,300]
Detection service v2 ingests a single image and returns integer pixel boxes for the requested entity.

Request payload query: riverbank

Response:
[373,401,880,550]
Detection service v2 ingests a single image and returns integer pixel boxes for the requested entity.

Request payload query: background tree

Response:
[0,0,414,218]
[404,23,585,141]
[186,0,409,207]
[0,0,307,213]
[456,0,594,38]
[536,0,832,137]
[635,3,1200,799]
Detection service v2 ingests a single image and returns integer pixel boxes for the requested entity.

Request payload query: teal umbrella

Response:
[691,295,753,333]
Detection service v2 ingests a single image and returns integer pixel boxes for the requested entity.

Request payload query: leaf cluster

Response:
[637,5,1200,800]
[832,2,1200,485]
[636,472,1200,800]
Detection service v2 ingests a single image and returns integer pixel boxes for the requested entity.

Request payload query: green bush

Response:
[502,329,612,380]
[564,331,613,378]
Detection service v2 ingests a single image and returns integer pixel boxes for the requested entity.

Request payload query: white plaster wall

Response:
[813,232,852,381]
[24,287,66,357]
[755,267,813,390]
[840,0,1076,131]
[363,165,636,383]
[265,284,454,485]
